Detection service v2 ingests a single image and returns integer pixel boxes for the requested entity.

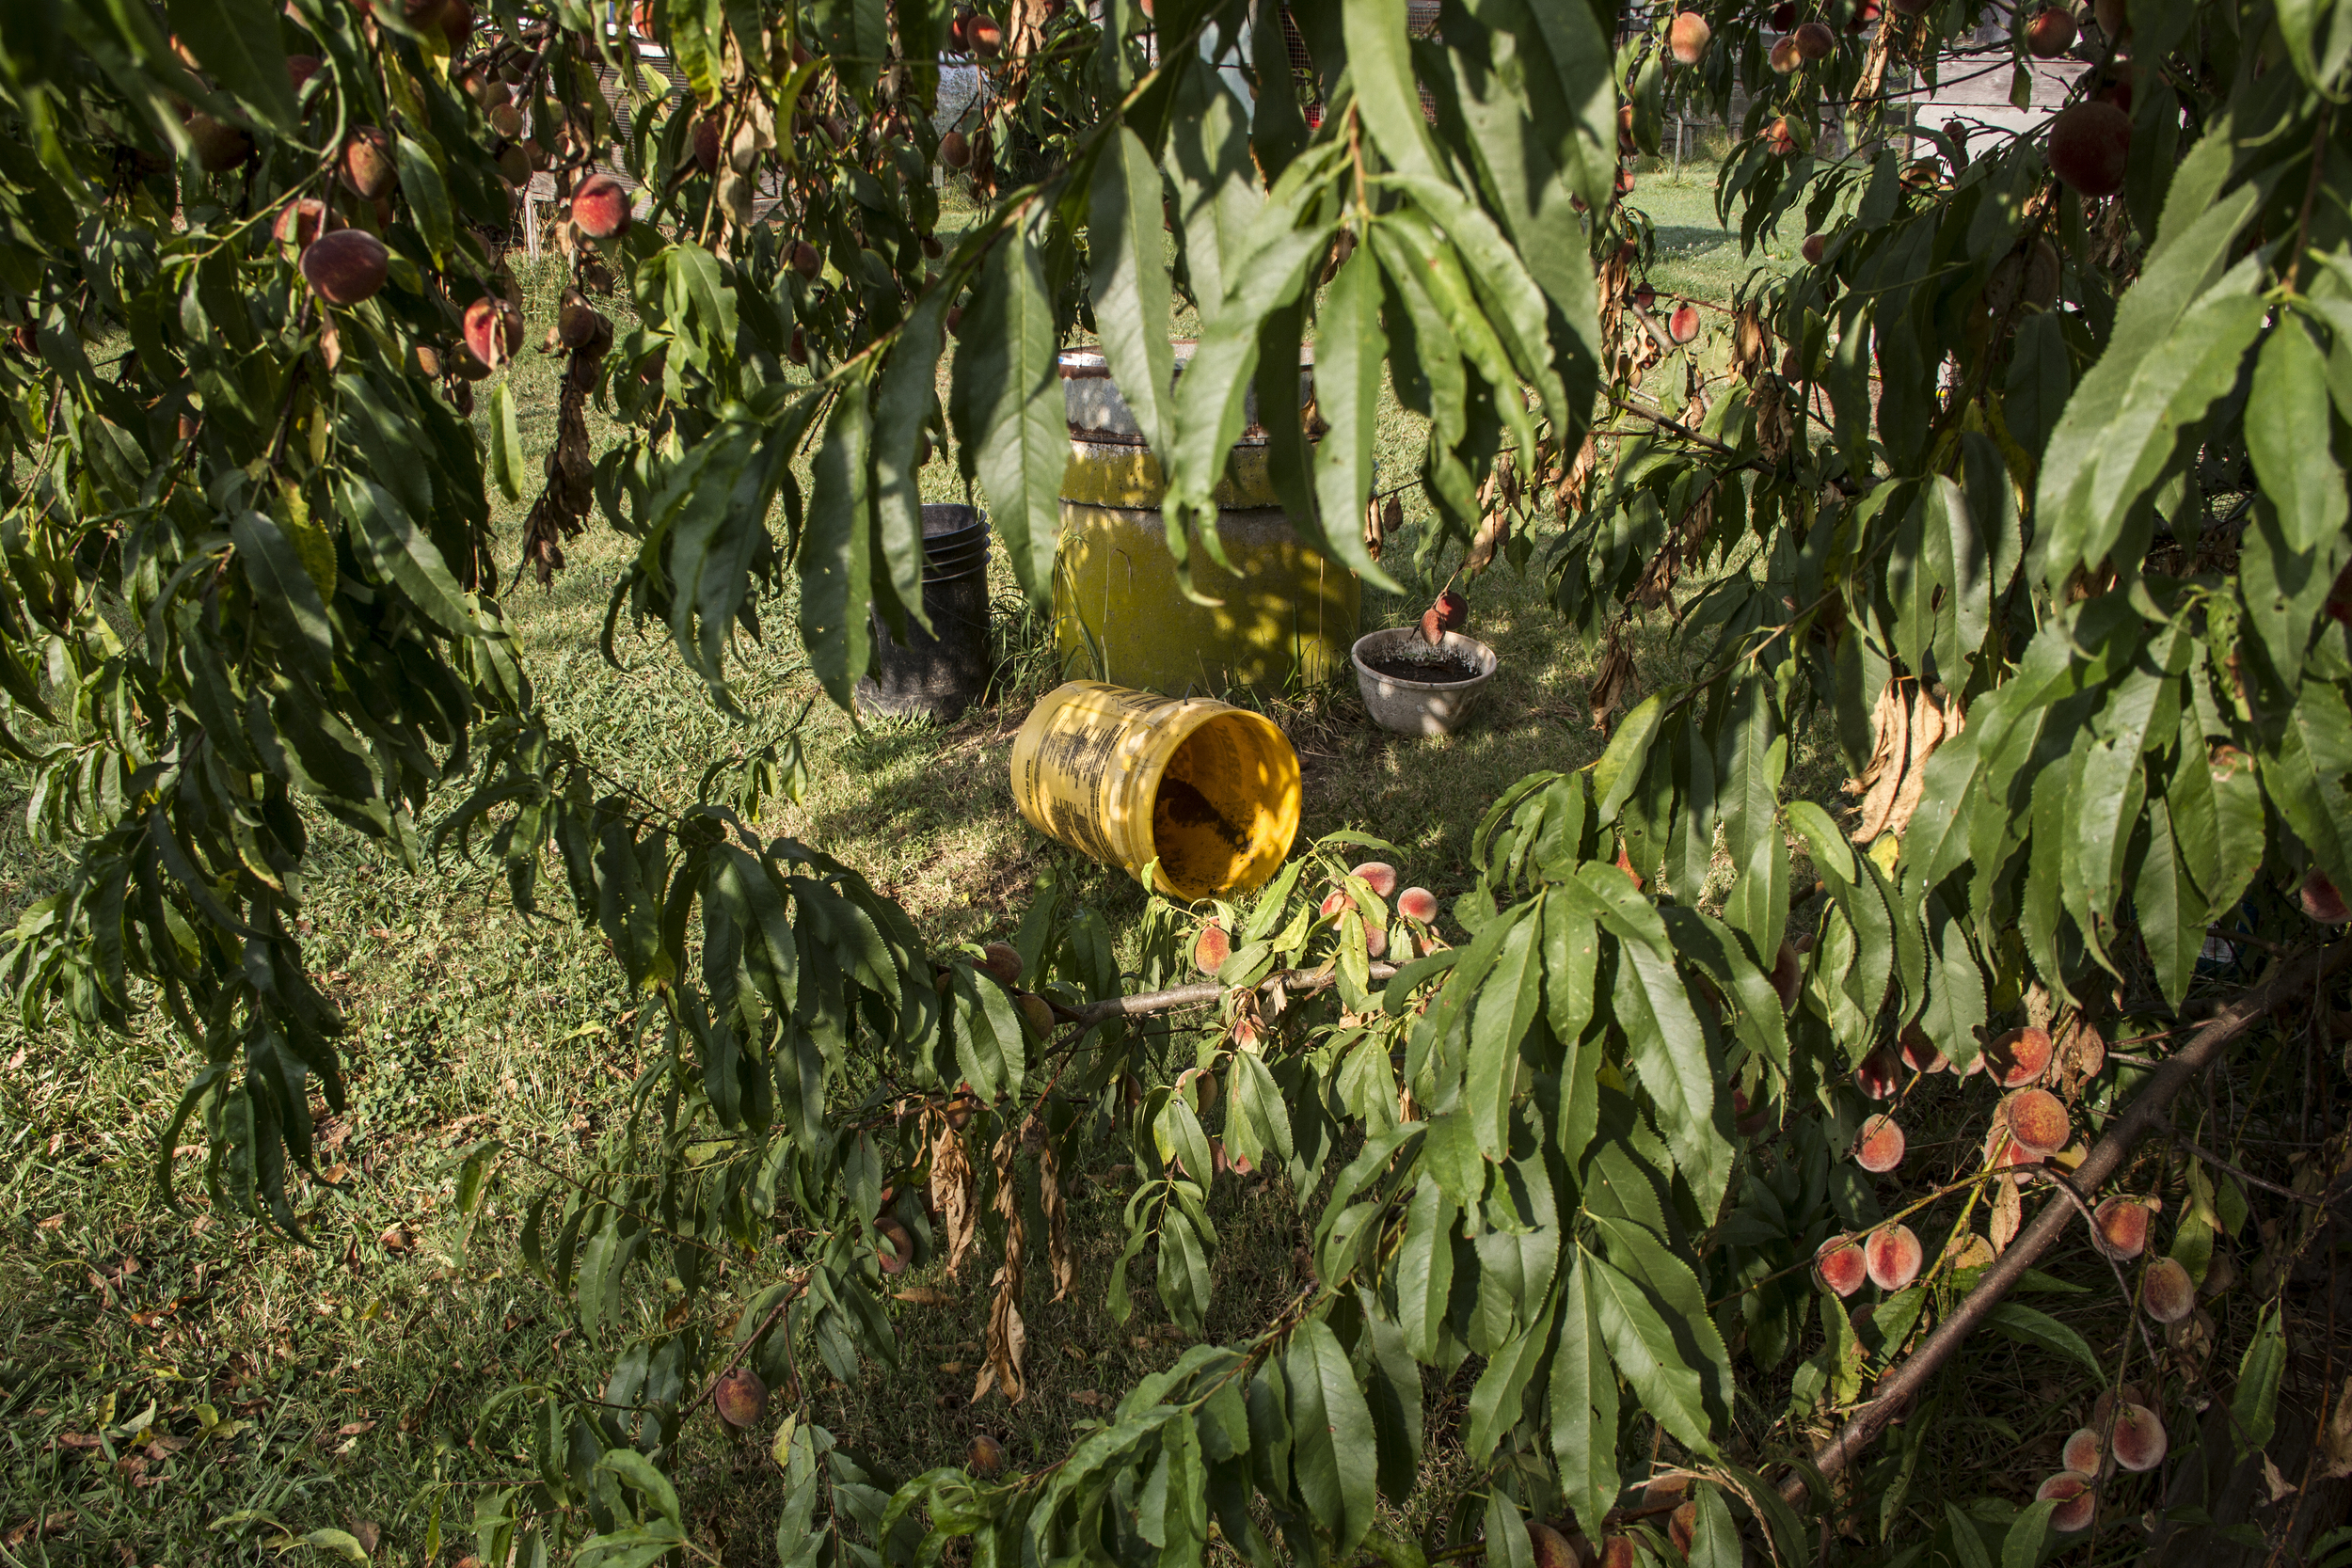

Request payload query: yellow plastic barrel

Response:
[1009,680,1301,901]
[1054,347,1359,696]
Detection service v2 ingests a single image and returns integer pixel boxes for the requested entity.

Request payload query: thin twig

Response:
[2170,1132,2340,1211]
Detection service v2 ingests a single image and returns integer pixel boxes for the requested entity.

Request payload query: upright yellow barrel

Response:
[1054,346,1359,696]
[1010,681,1300,901]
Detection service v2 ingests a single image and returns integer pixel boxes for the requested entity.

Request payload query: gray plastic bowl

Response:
[1351,627,1499,736]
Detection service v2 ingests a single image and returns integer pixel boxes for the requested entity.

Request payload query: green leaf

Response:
[1311,240,1402,590]
[802,381,872,709]
[1685,1485,1742,1568]
[1549,1254,1618,1542]
[1483,1489,1534,1568]
[2249,317,2349,553]
[166,0,299,131]
[1283,1319,1377,1552]
[485,381,525,504]
[596,1448,684,1527]
[2137,798,2201,1008]
[948,214,1063,600]
[2232,1304,2284,1457]
[1984,1303,2105,1381]
[869,293,946,639]
[391,134,455,266]
[1592,695,1665,825]
[1584,1248,1717,1458]
[1465,1287,1553,1462]
[2001,1499,2058,1568]
[1588,1213,1735,1426]
[1467,904,1542,1161]
[1395,1178,1456,1362]
[1089,126,1177,461]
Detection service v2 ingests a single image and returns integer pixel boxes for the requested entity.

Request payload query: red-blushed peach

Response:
[2060,1426,2104,1475]
[1349,862,1399,900]
[2036,1471,2096,1531]
[1364,924,1388,959]
[2026,8,2077,55]
[188,113,252,172]
[692,112,723,175]
[1793,19,1835,55]
[1175,1066,1220,1114]
[1770,35,1802,70]
[2091,1196,2150,1259]
[1848,0,1883,30]
[2111,1402,2167,1470]
[978,942,1023,984]
[299,229,389,307]
[1801,231,1826,264]
[969,17,1003,56]
[1667,303,1701,342]
[2091,0,2129,39]
[969,1433,1006,1474]
[1193,923,1231,974]
[2004,1087,2068,1156]
[1765,117,1799,155]
[571,172,633,238]
[1733,1086,1773,1135]
[1864,1224,1922,1290]
[1854,1114,1905,1172]
[1772,1,1797,24]
[941,130,972,168]
[714,1365,768,1427]
[1815,1234,1868,1296]
[1899,1023,1947,1073]
[2046,102,2131,198]
[877,1216,912,1274]
[287,54,322,96]
[1319,887,1354,918]
[342,126,398,198]
[793,241,823,278]
[2302,869,2349,924]
[1397,888,1439,925]
[2141,1256,2194,1323]
[1526,1522,1597,1568]
[1666,10,1712,62]
[1984,1024,2053,1085]
[1852,1045,1901,1101]
[274,198,333,249]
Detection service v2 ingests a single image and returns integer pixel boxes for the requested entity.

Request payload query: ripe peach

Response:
[2026,8,2077,55]
[969,17,1003,56]
[1349,862,1399,900]
[1765,117,1799,155]
[941,130,972,168]
[1527,1523,1597,1568]
[1865,1224,1923,1290]
[571,172,633,238]
[2091,1196,2150,1260]
[2092,73,2133,112]
[922,233,945,260]
[557,290,609,353]
[692,112,723,175]
[1853,1115,1905,1172]
[462,295,523,372]
[2003,1087,2069,1156]
[714,1365,768,1427]
[969,1432,1006,1474]
[1801,231,1825,264]
[1668,1500,1697,1555]
[1666,10,1712,62]
[1016,994,1054,1038]
[2036,1471,2096,1531]
[2060,1426,2105,1475]
[1319,888,1354,918]
[188,113,252,172]
[877,1216,912,1274]
[1852,1045,1900,1101]
[1984,1025,2053,1085]
[1794,20,1835,55]
[2301,869,2350,924]
[1598,1540,1636,1568]
[1848,0,1883,30]
[1432,588,1469,631]
[1667,304,1700,343]
[1397,887,1439,925]
[342,127,398,199]
[300,230,389,307]
[2046,102,2131,198]
[978,942,1023,984]
[793,241,823,278]
[1193,923,1232,975]
[2091,0,2129,40]
[1770,35,1802,71]
[274,198,333,249]
[1363,924,1389,959]
[1815,1234,1868,1296]
[1898,1024,1947,1074]
[2111,1402,2167,1470]
[2141,1256,2194,1323]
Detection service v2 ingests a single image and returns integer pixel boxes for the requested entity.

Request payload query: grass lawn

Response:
[0,167,1844,1563]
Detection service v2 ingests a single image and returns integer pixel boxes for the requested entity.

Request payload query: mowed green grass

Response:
[0,173,1824,1564]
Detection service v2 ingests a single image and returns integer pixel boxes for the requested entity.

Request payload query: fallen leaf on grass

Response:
[53,1433,101,1449]
[939,1361,964,1375]
[35,1215,64,1231]
[4,1513,74,1546]
[1068,1389,1101,1407]
[337,1421,374,1437]
[894,1287,954,1307]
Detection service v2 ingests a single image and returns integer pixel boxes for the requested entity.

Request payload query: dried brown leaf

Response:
[1849,679,1911,843]
[929,1114,979,1277]
[1883,684,1947,840]
[1040,1132,1074,1302]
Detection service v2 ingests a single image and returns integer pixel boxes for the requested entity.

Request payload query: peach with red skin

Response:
[2091,1196,2151,1259]
[1193,924,1232,975]
[300,230,389,307]
[2004,1087,2069,1155]
[1898,1024,1947,1074]
[1666,10,1712,62]
[1765,117,1799,155]
[1984,1024,2053,1085]
[1319,888,1353,918]
[714,1366,768,1428]
[1667,304,1701,343]
[1526,1523,1595,1568]
[969,17,1003,56]
[877,1216,912,1273]
[1770,940,1804,1014]
[2302,870,2349,924]
[2141,1256,2194,1323]
[1348,862,1398,900]
[2112,1403,2168,1470]
[2060,1426,2105,1475]
[463,295,523,372]
[1815,1236,1868,1297]
[275,198,333,249]
[1771,1,1797,25]
[188,113,252,173]
[1397,887,1439,925]
[1794,19,1835,55]
[969,1433,1006,1474]
[1865,1224,1923,1290]
[1854,1114,1905,1172]
[2026,8,2077,55]
[793,242,823,279]
[979,942,1023,984]
[1363,924,1388,959]
[1801,232,1826,264]
[571,173,633,239]
[342,127,398,199]
[1852,1045,1900,1101]
[1770,36,1802,71]
[2046,102,2132,198]
[2036,1471,2096,1531]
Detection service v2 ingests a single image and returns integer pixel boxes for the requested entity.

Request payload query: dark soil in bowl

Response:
[1362,649,1485,685]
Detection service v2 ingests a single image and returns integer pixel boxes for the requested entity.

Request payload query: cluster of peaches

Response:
[1193,861,1444,974]
[1817,1020,2188,1532]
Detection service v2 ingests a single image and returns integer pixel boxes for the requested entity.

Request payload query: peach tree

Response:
[0,0,2345,1563]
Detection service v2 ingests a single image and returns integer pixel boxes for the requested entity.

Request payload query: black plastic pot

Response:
[855,504,993,721]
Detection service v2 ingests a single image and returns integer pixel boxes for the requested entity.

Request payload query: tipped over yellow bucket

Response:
[1009,681,1300,902]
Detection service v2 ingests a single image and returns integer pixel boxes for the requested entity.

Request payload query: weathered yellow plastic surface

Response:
[1009,680,1300,902]
[1054,438,1359,697]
